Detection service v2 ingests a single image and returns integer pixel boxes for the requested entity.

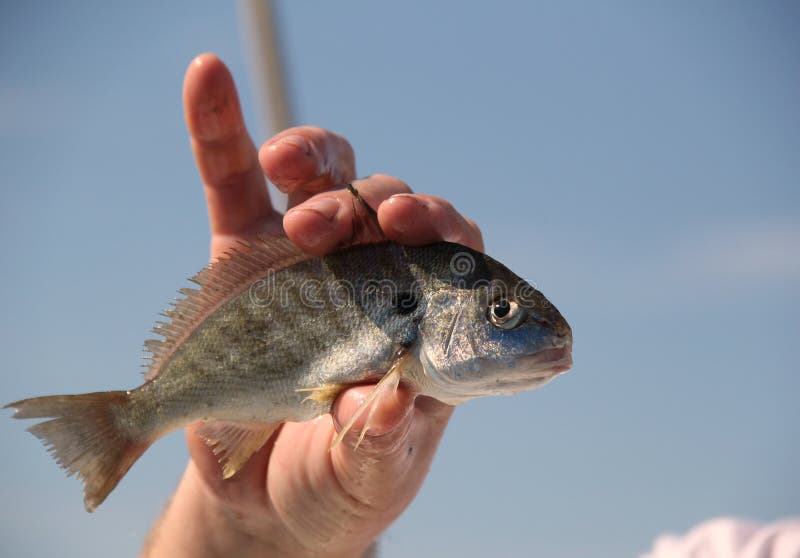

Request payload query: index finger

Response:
[183,54,278,243]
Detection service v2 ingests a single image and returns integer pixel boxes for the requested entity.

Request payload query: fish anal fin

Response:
[196,421,277,479]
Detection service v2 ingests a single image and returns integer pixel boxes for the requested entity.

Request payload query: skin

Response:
[142,53,483,558]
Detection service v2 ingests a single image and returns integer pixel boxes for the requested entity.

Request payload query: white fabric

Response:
[641,518,800,558]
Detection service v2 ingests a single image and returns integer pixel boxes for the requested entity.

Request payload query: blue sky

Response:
[1,2,798,557]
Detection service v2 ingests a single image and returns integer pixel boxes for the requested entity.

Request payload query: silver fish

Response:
[6,221,572,511]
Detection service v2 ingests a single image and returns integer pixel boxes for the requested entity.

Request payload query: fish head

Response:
[414,245,572,405]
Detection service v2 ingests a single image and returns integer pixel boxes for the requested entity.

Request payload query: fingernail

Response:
[299,197,340,220]
[269,134,312,156]
[332,390,367,431]
[389,193,427,207]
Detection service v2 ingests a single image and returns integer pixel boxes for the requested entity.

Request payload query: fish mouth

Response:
[519,344,573,375]
[463,344,574,401]
[418,341,573,405]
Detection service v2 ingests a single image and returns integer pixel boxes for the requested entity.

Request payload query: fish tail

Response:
[5,391,149,512]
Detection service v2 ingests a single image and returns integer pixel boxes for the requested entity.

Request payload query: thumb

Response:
[329,384,454,513]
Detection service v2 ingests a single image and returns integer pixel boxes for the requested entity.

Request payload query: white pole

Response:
[237,0,293,211]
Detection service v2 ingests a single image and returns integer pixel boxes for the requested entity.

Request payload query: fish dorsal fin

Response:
[195,421,278,478]
[143,233,311,380]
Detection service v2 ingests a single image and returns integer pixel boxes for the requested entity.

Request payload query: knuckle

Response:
[307,126,352,154]
[331,129,354,150]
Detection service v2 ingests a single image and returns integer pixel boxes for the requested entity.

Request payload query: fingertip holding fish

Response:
[383,194,427,235]
[284,199,342,250]
[330,357,409,450]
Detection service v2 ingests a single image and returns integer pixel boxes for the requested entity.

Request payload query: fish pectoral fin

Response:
[196,421,278,479]
[329,349,408,451]
[296,383,346,405]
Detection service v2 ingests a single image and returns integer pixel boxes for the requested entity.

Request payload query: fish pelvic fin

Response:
[196,421,278,479]
[5,391,148,512]
[296,383,346,405]
[329,351,406,451]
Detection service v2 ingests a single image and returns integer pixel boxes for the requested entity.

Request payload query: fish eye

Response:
[487,299,526,330]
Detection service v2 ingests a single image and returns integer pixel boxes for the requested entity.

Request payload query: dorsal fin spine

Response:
[142,234,311,381]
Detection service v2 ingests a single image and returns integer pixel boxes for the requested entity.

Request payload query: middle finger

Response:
[283,174,411,255]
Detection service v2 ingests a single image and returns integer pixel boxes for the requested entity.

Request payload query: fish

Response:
[5,192,572,512]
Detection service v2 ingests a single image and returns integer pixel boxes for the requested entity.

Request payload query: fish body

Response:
[6,236,572,511]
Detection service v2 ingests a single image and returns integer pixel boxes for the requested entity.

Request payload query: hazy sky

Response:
[1,2,798,557]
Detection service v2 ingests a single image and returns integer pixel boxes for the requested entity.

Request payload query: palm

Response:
[190,209,455,555]
[185,326,451,553]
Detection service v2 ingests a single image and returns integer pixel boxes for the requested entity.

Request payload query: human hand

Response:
[142,53,483,558]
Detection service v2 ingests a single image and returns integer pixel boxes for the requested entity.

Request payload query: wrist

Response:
[141,461,377,558]
[142,462,278,557]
